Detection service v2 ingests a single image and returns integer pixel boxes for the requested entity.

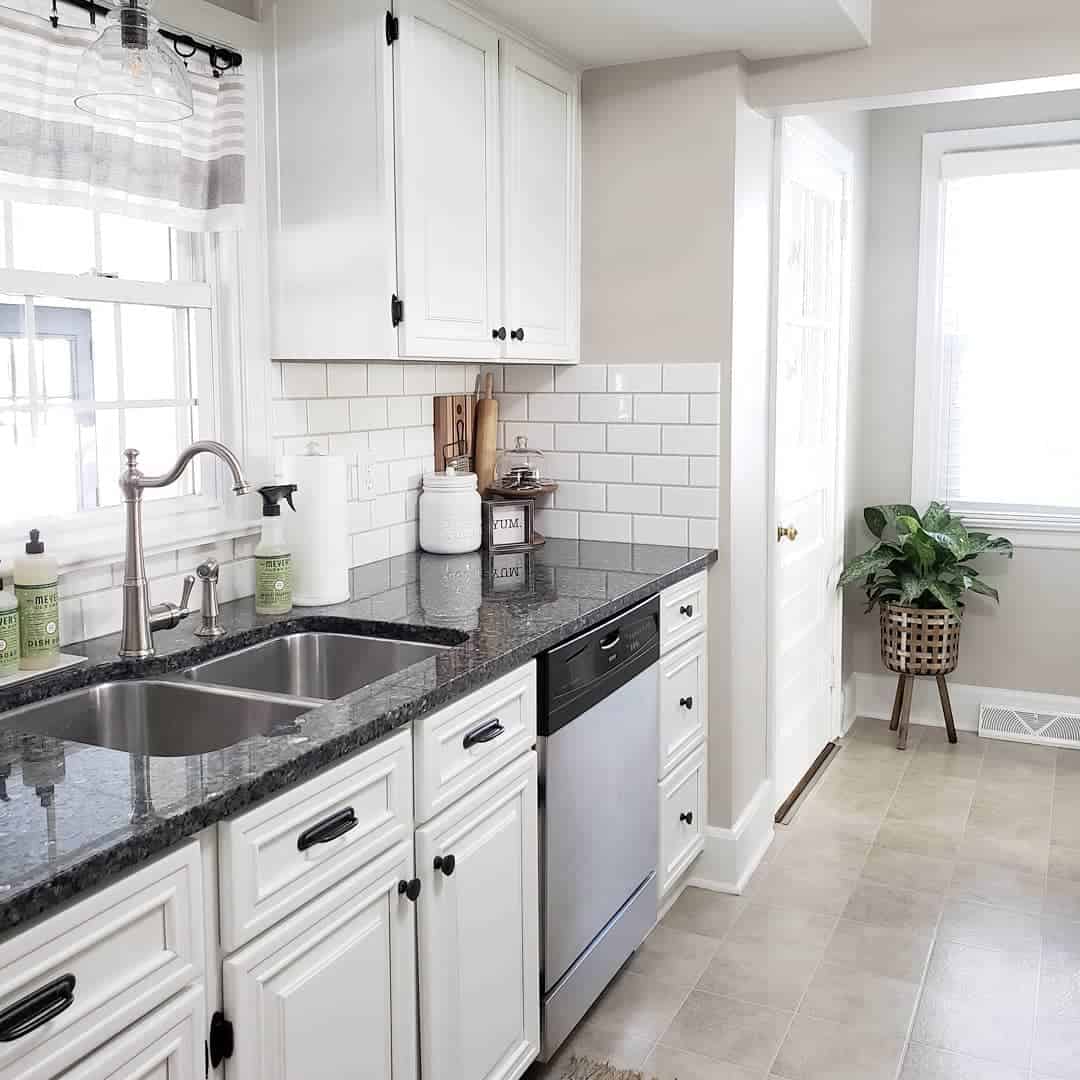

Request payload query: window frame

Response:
[913,118,1080,550]
[0,0,270,572]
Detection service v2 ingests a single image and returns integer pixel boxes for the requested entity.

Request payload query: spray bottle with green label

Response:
[255,484,298,616]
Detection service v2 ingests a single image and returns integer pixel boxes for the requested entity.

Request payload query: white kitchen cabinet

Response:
[415,751,539,1080]
[264,0,398,360]
[501,40,579,362]
[222,842,418,1080]
[658,743,706,898]
[395,0,503,359]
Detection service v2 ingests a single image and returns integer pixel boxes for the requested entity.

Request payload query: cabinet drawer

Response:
[219,729,412,952]
[659,572,707,654]
[0,842,203,1080]
[58,986,203,1080]
[414,661,536,824]
[658,633,707,777]
[659,744,705,898]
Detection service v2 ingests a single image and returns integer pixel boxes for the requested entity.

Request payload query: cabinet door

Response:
[416,753,539,1080]
[223,843,418,1080]
[501,41,579,362]
[395,0,503,359]
[658,633,708,777]
[265,0,398,360]
[659,744,706,898]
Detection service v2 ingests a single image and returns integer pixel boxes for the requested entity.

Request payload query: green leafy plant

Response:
[838,502,1013,614]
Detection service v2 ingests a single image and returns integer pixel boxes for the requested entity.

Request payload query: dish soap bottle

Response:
[255,484,298,615]
[0,568,18,678]
[15,529,59,670]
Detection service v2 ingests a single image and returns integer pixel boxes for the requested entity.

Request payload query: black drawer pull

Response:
[492,326,507,341]
[463,719,505,750]
[297,807,358,852]
[680,604,694,617]
[398,878,421,902]
[680,696,694,710]
[0,974,76,1042]
[434,854,456,876]
[679,811,694,825]
[510,327,525,341]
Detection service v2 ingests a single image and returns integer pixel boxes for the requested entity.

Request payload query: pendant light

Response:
[74,0,193,124]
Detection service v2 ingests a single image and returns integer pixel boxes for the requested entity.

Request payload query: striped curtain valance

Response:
[0,5,245,231]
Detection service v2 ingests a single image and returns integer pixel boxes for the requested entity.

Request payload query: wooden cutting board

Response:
[433,394,475,471]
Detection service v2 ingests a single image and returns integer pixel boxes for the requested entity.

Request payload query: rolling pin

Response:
[473,373,498,495]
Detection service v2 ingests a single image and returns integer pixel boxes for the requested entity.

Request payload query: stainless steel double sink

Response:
[0,632,450,757]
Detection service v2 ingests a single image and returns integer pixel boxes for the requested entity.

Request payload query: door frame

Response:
[766,115,855,811]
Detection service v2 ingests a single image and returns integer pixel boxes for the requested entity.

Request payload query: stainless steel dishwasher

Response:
[537,595,660,1061]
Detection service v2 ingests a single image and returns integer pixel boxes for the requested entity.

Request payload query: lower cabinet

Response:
[222,842,418,1080]
[415,751,539,1080]
[658,743,706,897]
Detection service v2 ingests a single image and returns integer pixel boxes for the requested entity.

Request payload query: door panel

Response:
[396,0,502,358]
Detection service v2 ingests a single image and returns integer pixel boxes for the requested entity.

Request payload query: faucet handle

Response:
[179,574,196,613]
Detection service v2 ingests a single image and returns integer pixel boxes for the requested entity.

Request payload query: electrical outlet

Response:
[355,448,378,501]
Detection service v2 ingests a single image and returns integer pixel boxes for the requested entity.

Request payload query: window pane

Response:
[941,167,1080,509]
[10,203,94,274]
[124,406,194,502]
[5,409,83,520]
[99,214,173,281]
[120,305,180,400]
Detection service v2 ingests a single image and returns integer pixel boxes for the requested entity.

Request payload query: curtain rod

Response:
[50,0,243,75]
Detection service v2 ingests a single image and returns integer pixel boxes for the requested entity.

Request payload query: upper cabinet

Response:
[265,0,580,364]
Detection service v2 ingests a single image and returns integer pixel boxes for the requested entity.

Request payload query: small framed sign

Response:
[482,499,533,552]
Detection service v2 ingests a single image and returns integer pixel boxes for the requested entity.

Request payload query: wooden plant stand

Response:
[888,673,957,751]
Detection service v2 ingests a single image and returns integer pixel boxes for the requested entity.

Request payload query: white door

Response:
[416,753,539,1080]
[770,118,852,813]
[500,41,578,362]
[267,0,398,360]
[395,0,502,358]
[223,844,418,1080]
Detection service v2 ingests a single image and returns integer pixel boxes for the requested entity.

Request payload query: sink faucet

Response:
[119,441,251,659]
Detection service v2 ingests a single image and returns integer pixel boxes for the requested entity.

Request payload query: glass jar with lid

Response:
[494,436,546,492]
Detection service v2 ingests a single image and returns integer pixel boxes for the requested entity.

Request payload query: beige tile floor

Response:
[532,718,1080,1080]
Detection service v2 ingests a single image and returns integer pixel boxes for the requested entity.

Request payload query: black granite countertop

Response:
[0,540,716,932]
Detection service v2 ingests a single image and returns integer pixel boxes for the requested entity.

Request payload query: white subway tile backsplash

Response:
[690,394,722,424]
[534,508,579,539]
[369,428,405,461]
[579,511,632,543]
[282,361,327,399]
[663,486,719,519]
[306,398,350,434]
[272,399,307,437]
[662,424,720,456]
[634,394,688,423]
[607,424,660,454]
[555,482,606,512]
[420,396,434,425]
[579,394,632,423]
[388,396,422,428]
[403,364,437,395]
[542,452,580,481]
[404,426,434,458]
[579,453,632,483]
[663,363,721,393]
[689,518,720,548]
[368,363,405,396]
[496,393,528,421]
[555,364,606,392]
[633,455,689,485]
[505,421,554,450]
[633,515,688,546]
[607,364,661,393]
[328,432,368,460]
[467,364,504,393]
[278,434,328,457]
[353,528,390,566]
[434,366,468,394]
[350,396,388,430]
[389,521,419,556]
[405,490,420,521]
[690,455,721,487]
[504,365,554,393]
[529,393,579,422]
[327,362,368,398]
[555,423,606,453]
[388,458,424,492]
[374,492,407,527]
[348,500,373,533]
[607,484,660,515]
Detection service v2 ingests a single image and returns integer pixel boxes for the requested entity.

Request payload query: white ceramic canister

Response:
[419,471,482,554]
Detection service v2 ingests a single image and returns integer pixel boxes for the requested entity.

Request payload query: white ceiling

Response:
[472,0,872,68]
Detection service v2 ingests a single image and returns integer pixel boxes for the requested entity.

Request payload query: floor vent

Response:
[978,704,1080,750]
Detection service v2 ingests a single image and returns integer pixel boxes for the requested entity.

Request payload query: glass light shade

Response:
[74,2,193,124]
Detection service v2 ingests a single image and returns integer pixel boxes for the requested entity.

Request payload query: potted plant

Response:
[838,502,1013,747]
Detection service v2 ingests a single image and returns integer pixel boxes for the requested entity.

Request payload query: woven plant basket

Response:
[880,602,962,676]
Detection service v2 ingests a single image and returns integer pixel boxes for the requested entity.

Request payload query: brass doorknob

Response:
[777,525,799,543]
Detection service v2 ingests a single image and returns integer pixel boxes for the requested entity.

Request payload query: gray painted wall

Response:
[846,90,1080,697]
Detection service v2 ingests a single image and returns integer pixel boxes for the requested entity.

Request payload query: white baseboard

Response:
[853,671,1080,735]
[686,779,775,895]
[842,673,857,735]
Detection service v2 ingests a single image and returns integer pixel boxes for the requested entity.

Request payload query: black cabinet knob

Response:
[434,854,456,877]
[492,327,507,340]
[398,878,421,902]
[680,696,693,710]
[679,811,694,825]
[510,327,525,341]
[680,604,694,617]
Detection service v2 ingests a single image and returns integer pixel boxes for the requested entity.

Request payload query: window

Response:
[913,121,1080,546]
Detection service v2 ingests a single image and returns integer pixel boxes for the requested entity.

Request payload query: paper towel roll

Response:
[283,452,350,606]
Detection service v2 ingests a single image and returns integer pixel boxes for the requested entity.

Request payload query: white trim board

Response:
[853,670,1080,735]
[685,779,775,896]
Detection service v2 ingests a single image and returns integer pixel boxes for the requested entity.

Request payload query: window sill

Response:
[954,506,1080,551]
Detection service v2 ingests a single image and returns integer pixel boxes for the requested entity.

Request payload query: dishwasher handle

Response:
[463,718,505,750]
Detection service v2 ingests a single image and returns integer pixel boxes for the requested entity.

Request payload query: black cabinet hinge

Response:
[385,10,399,44]
[391,293,404,327]
[208,1012,234,1069]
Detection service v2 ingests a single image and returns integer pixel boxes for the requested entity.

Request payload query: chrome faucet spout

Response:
[118,441,251,659]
